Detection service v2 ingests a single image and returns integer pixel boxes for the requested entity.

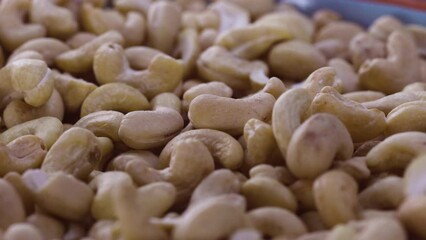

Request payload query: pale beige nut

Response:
[287,113,353,179]
[30,0,77,39]
[290,180,315,211]
[3,223,43,240]
[272,88,313,157]
[0,117,63,149]
[221,0,274,19]
[3,89,64,128]
[332,156,371,181]
[182,81,232,111]
[7,50,44,63]
[302,66,342,96]
[26,213,65,240]
[268,40,326,81]
[359,30,421,94]
[386,101,426,136]
[118,93,184,149]
[52,70,97,114]
[0,0,46,51]
[159,129,244,170]
[66,32,97,49]
[368,15,404,41]
[0,135,46,176]
[349,32,386,70]
[80,82,150,117]
[398,195,426,239]
[366,132,426,173]
[328,58,359,93]
[348,217,407,240]
[312,9,341,29]
[343,91,385,103]
[147,1,182,54]
[313,170,359,228]
[359,176,404,209]
[93,43,184,99]
[229,229,262,240]
[23,170,94,221]
[75,111,124,142]
[315,21,364,46]
[96,137,114,170]
[408,24,426,57]
[249,165,296,186]
[0,179,26,229]
[175,28,201,78]
[209,1,249,33]
[248,207,307,238]
[115,0,151,15]
[41,127,101,180]
[81,3,145,46]
[173,194,247,240]
[55,30,124,73]
[308,86,386,142]
[182,9,219,31]
[242,177,297,211]
[314,39,347,60]
[4,172,35,214]
[403,82,426,92]
[10,38,70,66]
[362,91,426,114]
[403,154,426,198]
[188,91,275,135]
[124,46,166,70]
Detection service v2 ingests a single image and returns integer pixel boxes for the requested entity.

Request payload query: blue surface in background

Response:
[281,0,426,26]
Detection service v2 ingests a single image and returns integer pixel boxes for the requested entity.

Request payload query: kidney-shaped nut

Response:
[268,40,326,81]
[386,101,426,136]
[188,92,275,135]
[3,89,64,128]
[197,46,268,90]
[328,58,359,93]
[147,1,182,54]
[308,86,386,142]
[368,15,404,41]
[93,43,184,99]
[0,117,63,149]
[349,33,386,71]
[359,176,404,210]
[359,30,421,94]
[159,129,243,170]
[182,81,232,111]
[41,127,101,180]
[0,0,46,51]
[10,38,71,66]
[173,194,247,240]
[313,170,359,228]
[272,88,313,158]
[366,132,426,173]
[53,71,97,114]
[75,111,124,142]
[27,213,65,240]
[0,179,26,229]
[286,113,353,179]
[23,170,93,221]
[398,195,426,239]
[80,82,150,117]
[242,177,298,212]
[0,135,46,176]
[55,30,124,73]
[124,46,165,70]
[248,207,307,238]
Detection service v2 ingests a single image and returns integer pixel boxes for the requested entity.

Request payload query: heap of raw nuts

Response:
[0,0,426,239]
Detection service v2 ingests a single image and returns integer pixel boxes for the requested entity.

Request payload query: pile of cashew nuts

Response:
[0,0,426,239]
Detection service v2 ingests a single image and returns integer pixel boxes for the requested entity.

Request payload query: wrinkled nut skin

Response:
[0,135,46,176]
[286,113,353,179]
[242,177,298,212]
[386,101,426,136]
[80,82,150,117]
[160,129,243,170]
[268,40,326,81]
[0,179,26,229]
[189,93,275,135]
[41,127,101,180]
[75,111,124,142]
[398,195,426,239]
[248,207,307,238]
[313,170,359,228]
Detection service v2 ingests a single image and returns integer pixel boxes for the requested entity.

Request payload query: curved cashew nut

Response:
[308,86,386,142]
[313,170,359,228]
[55,30,124,73]
[26,213,65,240]
[41,127,101,180]
[188,91,275,135]
[368,15,404,41]
[386,101,426,136]
[362,91,426,114]
[209,1,249,33]
[272,88,313,158]
[359,176,404,210]
[0,0,46,51]
[328,58,359,93]
[118,93,183,149]
[93,43,184,99]
[0,179,26,229]
[80,82,150,117]
[76,111,124,142]
[124,46,165,70]
[0,59,54,108]
[174,28,201,78]
[302,66,342,96]
[3,89,64,128]
[10,38,70,66]
[159,129,244,170]
[349,32,386,70]
[287,113,353,179]
[183,81,233,111]
[248,207,307,238]
[0,135,46,176]
[0,117,63,149]
[30,0,78,39]
[366,132,426,172]
[343,90,385,103]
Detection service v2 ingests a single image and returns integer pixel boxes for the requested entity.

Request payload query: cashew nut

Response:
[386,101,426,136]
[0,179,25,229]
